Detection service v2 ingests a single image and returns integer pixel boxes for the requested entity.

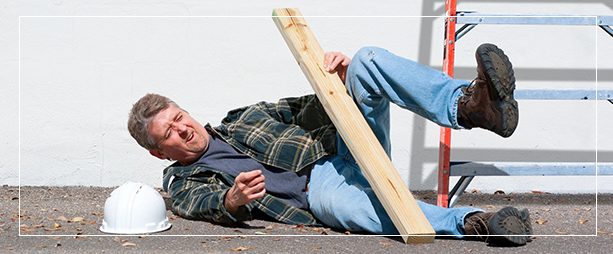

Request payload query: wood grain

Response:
[272,8,435,244]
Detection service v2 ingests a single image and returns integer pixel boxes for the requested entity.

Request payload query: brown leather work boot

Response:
[464,207,532,246]
[457,43,519,138]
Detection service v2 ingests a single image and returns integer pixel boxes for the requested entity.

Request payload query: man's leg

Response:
[308,136,532,244]
[307,140,481,236]
[346,45,519,149]
[308,45,530,245]
[345,46,467,153]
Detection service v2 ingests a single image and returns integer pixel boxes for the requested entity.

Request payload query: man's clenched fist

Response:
[224,169,266,214]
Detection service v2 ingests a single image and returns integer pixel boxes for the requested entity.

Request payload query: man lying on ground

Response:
[128,44,532,245]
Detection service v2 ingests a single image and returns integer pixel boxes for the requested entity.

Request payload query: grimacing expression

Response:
[147,104,210,165]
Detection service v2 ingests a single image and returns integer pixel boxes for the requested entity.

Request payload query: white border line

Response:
[16,234,594,237]
[595,15,599,236]
[18,14,602,238]
[17,15,600,18]
[18,15,22,238]
[19,15,446,18]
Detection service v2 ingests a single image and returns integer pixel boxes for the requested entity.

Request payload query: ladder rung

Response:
[450,162,613,176]
[456,13,612,26]
[515,89,613,100]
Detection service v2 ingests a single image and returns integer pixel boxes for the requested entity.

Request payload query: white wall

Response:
[2,0,612,193]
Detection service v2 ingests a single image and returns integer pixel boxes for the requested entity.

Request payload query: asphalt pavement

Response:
[2,186,612,253]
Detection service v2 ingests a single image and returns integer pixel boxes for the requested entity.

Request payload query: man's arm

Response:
[166,173,254,225]
[222,51,349,128]
[224,170,266,213]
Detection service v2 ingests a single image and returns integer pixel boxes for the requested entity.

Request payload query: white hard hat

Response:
[100,182,171,234]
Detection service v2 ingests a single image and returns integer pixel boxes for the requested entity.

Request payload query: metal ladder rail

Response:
[448,163,613,207]
[438,0,613,208]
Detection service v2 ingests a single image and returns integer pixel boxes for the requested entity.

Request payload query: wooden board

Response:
[272,8,435,244]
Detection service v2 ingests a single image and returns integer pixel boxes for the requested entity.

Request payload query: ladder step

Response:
[515,89,613,100]
[456,13,612,26]
[450,162,613,176]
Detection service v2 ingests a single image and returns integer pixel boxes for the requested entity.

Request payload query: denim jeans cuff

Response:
[451,88,466,129]
[459,208,486,236]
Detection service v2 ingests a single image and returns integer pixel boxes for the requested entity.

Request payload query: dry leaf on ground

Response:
[531,190,549,194]
[71,217,84,222]
[231,246,252,251]
[535,219,548,225]
[122,242,137,247]
[379,241,393,247]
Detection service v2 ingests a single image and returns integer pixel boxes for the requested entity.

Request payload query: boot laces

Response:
[466,214,490,242]
[459,79,478,107]
[465,78,484,95]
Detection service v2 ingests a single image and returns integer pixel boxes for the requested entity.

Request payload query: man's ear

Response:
[149,149,166,160]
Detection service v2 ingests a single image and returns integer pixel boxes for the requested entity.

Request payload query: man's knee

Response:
[353,46,383,64]
[331,193,385,233]
[348,46,382,83]
[349,46,391,78]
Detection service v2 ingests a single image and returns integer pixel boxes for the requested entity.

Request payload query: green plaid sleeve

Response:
[166,170,252,225]
[259,94,332,131]
[216,94,335,172]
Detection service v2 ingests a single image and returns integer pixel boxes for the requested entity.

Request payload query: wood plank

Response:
[272,8,435,243]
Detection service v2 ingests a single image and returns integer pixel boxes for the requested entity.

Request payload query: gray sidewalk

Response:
[2,186,612,253]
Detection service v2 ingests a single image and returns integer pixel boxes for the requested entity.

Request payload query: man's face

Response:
[147,104,210,165]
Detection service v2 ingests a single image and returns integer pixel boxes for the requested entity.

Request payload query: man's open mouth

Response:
[186,132,194,143]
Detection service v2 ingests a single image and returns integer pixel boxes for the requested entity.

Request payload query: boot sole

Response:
[476,44,519,138]
[488,206,532,246]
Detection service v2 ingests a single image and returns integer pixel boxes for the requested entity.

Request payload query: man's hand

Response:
[224,169,266,214]
[324,51,351,83]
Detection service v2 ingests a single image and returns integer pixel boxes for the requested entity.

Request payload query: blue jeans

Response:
[307,47,482,236]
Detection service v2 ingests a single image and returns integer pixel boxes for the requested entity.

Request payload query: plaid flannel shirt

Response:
[162,94,337,226]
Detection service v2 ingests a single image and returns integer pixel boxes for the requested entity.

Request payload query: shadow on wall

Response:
[409,0,613,189]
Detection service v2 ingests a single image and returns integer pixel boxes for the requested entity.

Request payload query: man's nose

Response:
[171,122,188,134]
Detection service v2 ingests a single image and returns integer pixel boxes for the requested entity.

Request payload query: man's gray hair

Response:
[128,93,178,150]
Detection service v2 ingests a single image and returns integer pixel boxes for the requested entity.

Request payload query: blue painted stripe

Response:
[599,16,613,25]
[514,89,613,100]
[450,162,613,176]
[455,14,611,26]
